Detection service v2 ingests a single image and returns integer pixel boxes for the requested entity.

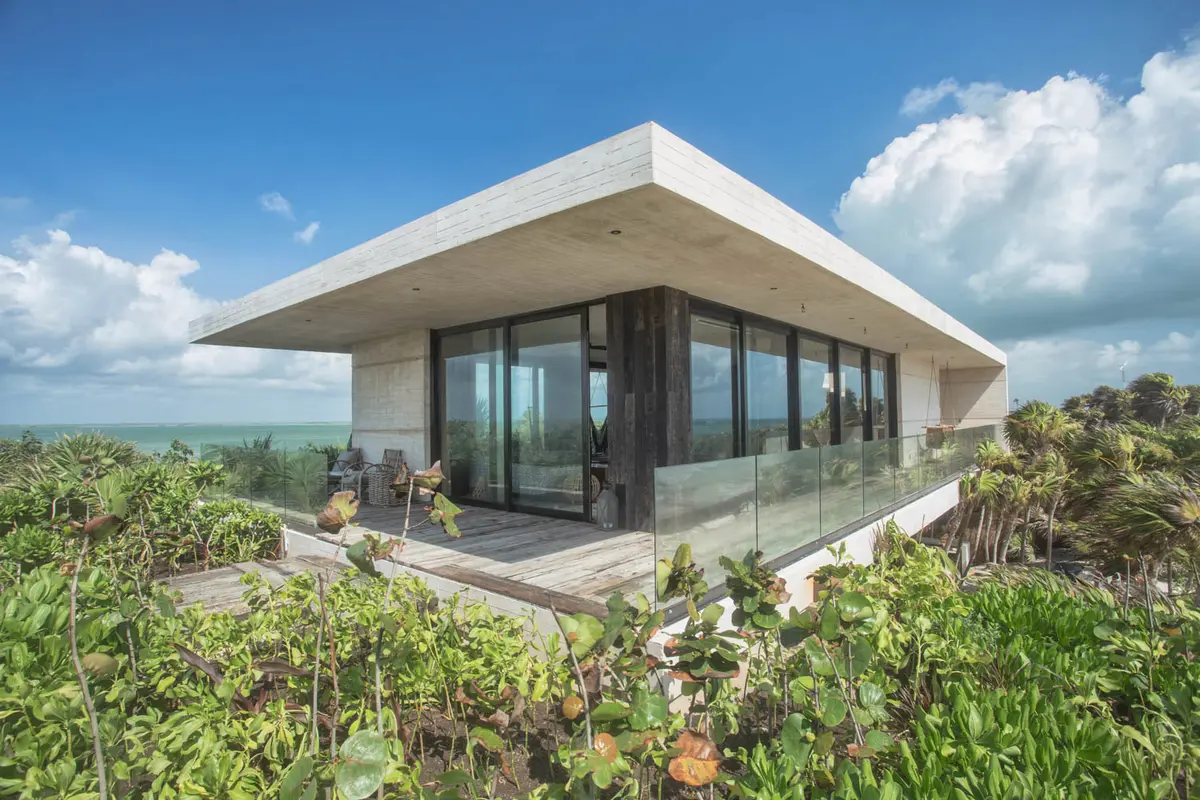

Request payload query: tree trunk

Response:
[1044,498,1059,572]
[973,506,987,566]
[997,514,1017,564]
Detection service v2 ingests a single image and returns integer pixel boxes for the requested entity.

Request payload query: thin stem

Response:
[397,480,416,552]
[310,589,325,758]
[69,537,107,800]
[319,575,339,756]
[819,638,863,746]
[550,603,593,746]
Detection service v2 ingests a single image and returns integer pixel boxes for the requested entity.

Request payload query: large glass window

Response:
[839,345,866,444]
[745,325,789,455]
[510,314,585,515]
[799,337,833,447]
[690,314,739,462]
[871,353,890,440]
[440,327,505,504]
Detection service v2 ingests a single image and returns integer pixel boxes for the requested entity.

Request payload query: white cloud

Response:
[836,40,1200,342]
[49,209,78,228]
[0,230,349,406]
[1001,329,1199,402]
[258,191,294,220]
[0,196,31,212]
[900,78,1008,116]
[293,221,320,245]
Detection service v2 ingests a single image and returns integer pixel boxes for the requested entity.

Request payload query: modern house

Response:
[190,123,1007,619]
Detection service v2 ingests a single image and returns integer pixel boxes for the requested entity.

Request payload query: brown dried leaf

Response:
[316,490,359,534]
[594,732,618,764]
[562,696,584,720]
[668,730,721,787]
[481,709,511,730]
[253,658,310,677]
[171,642,224,686]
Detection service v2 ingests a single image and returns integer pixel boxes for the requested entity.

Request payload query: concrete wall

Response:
[897,353,942,438]
[351,330,431,467]
[941,366,1009,431]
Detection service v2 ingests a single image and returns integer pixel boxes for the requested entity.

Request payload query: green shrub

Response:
[192,500,282,564]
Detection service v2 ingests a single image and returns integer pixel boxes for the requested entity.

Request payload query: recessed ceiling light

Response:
[610,229,622,235]
[769,287,778,291]
[305,319,312,323]
[848,317,856,321]
[412,287,420,292]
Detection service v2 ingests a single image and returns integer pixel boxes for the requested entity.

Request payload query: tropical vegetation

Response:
[1,371,1199,799]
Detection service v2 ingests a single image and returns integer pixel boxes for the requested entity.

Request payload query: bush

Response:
[191,500,282,564]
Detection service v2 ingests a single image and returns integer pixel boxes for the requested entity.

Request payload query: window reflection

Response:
[840,345,866,443]
[691,315,738,462]
[871,353,889,440]
[745,326,789,455]
[799,337,832,447]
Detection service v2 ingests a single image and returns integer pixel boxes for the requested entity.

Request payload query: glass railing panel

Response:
[895,433,923,500]
[756,447,821,562]
[862,438,898,516]
[653,456,757,609]
[819,441,864,535]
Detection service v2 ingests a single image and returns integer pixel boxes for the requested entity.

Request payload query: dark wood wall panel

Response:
[606,287,691,532]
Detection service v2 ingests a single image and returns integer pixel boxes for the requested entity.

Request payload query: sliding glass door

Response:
[440,328,506,504]
[510,313,586,515]
[437,308,590,520]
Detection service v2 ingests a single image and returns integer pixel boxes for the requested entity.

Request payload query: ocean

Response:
[0,423,351,455]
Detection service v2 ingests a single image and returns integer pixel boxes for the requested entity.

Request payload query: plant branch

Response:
[819,638,864,746]
[69,536,108,800]
[549,603,593,746]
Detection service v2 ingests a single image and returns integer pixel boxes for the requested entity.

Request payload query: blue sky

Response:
[1,1,1198,423]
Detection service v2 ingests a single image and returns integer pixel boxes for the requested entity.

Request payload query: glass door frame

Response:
[432,301,594,522]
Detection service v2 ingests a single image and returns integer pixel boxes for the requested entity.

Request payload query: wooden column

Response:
[606,287,691,532]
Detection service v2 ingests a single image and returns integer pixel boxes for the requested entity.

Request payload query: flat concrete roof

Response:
[190,123,1005,369]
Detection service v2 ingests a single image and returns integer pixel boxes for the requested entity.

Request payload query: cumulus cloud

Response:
[258,191,294,220]
[836,40,1200,345]
[293,221,320,244]
[0,230,349,411]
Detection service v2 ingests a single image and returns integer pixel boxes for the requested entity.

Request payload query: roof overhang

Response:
[190,123,1005,370]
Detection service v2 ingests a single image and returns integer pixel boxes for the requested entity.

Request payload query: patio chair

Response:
[359,448,405,506]
[327,448,363,496]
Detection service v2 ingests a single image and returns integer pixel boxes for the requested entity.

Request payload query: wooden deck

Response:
[347,504,656,607]
[165,556,345,615]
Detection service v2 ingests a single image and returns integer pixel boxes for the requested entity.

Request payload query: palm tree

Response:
[969,470,1004,566]
[1004,400,1075,457]
[1083,471,1200,572]
[1031,452,1069,571]
[995,474,1031,563]
[1128,373,1189,429]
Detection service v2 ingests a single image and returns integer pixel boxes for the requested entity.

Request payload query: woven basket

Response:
[366,471,403,507]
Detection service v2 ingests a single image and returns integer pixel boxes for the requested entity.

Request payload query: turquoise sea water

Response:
[0,423,351,455]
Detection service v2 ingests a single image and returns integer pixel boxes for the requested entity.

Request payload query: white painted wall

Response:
[941,366,1009,431]
[897,353,942,438]
[351,330,431,467]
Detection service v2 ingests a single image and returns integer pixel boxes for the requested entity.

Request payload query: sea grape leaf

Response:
[345,540,381,577]
[335,730,388,800]
[280,755,313,799]
[317,491,358,534]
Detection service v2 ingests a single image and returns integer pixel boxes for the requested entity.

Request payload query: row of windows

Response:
[690,310,893,463]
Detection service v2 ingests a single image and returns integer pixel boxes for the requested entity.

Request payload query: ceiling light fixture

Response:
[610,229,622,235]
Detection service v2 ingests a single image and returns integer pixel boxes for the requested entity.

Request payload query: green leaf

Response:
[814,730,834,756]
[588,754,614,789]
[838,591,873,622]
[590,702,632,722]
[280,755,313,799]
[849,637,874,676]
[752,609,783,629]
[655,560,672,601]
[821,695,847,727]
[820,602,841,640]
[436,770,472,788]
[802,636,834,676]
[673,543,692,567]
[81,653,118,677]
[335,731,388,800]
[864,730,893,752]
[858,681,886,711]
[701,603,724,626]
[345,540,381,578]
[154,592,176,618]
[428,493,463,538]
[629,686,667,731]
[561,613,605,659]
[780,713,813,766]
[1119,725,1156,754]
[470,726,504,752]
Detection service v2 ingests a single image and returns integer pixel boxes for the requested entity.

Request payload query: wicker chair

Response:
[359,448,405,506]
[327,448,363,495]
